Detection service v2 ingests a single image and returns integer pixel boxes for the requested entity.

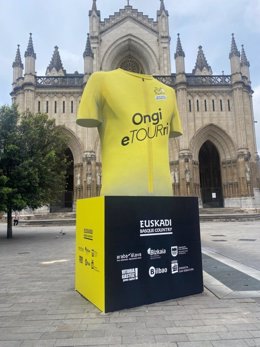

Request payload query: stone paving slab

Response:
[0,222,260,346]
[203,253,260,291]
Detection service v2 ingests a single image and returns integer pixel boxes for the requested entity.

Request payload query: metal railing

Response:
[36,75,83,88]
[35,73,231,88]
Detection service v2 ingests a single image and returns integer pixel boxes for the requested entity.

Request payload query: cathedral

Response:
[11,0,260,210]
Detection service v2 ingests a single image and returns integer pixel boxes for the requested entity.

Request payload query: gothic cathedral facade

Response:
[11,1,260,210]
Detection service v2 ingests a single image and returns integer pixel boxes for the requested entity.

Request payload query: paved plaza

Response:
[0,220,260,347]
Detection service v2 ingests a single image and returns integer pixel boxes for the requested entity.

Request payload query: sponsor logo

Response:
[148,266,167,278]
[171,246,178,257]
[154,87,165,94]
[84,228,93,240]
[155,95,167,100]
[139,219,173,237]
[171,260,179,274]
[147,247,166,259]
[117,252,142,262]
[178,246,189,255]
[154,87,166,95]
[122,268,138,282]
[154,87,167,100]
[178,266,194,273]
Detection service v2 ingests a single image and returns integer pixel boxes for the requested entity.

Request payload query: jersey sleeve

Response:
[169,89,183,138]
[76,72,104,128]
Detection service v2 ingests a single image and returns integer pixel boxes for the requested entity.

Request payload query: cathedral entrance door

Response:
[50,148,74,212]
[199,141,224,208]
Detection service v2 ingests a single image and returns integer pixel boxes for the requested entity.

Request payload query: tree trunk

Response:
[7,208,13,239]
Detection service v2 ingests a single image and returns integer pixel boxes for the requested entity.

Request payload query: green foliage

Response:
[0,104,68,213]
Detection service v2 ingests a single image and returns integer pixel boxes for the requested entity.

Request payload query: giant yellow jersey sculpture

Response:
[77,68,182,196]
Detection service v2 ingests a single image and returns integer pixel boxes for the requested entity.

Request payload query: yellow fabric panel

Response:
[77,68,183,196]
[75,197,105,312]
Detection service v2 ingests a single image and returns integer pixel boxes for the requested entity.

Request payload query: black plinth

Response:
[75,196,203,313]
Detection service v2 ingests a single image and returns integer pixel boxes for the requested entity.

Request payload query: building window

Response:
[38,101,41,113]
[227,99,231,112]
[188,100,192,112]
[71,101,74,114]
[204,100,207,112]
[54,101,57,114]
[212,99,215,112]
[196,100,199,112]
[119,54,144,73]
[46,101,49,113]
[220,99,223,112]
[63,101,66,113]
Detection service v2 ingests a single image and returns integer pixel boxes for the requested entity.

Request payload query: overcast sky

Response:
[0,0,259,151]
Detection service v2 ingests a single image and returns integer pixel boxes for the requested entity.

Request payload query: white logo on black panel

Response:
[147,247,166,259]
[121,268,138,282]
[117,252,142,262]
[171,260,179,274]
[149,266,156,278]
[148,266,167,278]
[139,219,173,237]
[171,246,178,257]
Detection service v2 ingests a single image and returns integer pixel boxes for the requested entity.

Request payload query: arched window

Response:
[196,100,200,112]
[212,99,215,112]
[119,55,144,73]
[188,100,192,112]
[227,99,231,112]
[204,100,207,112]
[220,99,223,112]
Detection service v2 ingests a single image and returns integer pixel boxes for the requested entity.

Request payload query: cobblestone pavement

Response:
[0,221,260,347]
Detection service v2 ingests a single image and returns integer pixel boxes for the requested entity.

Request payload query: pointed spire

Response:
[174,33,185,58]
[229,33,240,59]
[160,0,166,11]
[92,0,97,11]
[192,45,212,75]
[12,45,24,68]
[47,46,65,74]
[241,44,250,67]
[24,33,36,59]
[158,0,168,15]
[89,0,100,16]
[83,34,94,58]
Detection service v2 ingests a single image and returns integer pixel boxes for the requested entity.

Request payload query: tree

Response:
[0,105,68,238]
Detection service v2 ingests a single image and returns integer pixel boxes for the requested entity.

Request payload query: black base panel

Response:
[104,196,203,312]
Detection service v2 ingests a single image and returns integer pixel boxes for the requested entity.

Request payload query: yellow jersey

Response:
[77,68,182,196]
